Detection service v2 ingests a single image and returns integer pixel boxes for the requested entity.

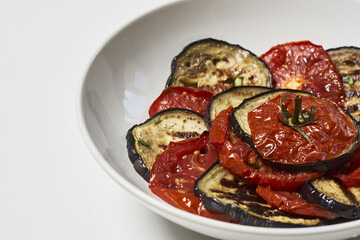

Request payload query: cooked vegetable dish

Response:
[126,39,360,227]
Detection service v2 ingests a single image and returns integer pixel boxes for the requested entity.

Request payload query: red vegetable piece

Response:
[331,147,360,187]
[148,86,213,116]
[219,140,322,190]
[149,132,233,222]
[247,93,357,166]
[150,187,235,222]
[256,185,339,219]
[260,41,344,106]
[209,106,234,147]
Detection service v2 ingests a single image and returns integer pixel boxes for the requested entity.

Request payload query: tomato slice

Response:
[261,41,344,106]
[148,86,213,116]
[149,132,234,222]
[219,140,322,190]
[247,93,357,165]
[256,185,339,219]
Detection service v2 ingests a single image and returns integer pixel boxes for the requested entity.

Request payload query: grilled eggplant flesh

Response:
[300,177,360,218]
[166,38,273,95]
[328,47,360,121]
[231,89,359,172]
[194,163,322,227]
[126,108,207,181]
[204,86,272,126]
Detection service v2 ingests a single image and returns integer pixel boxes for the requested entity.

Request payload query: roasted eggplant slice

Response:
[328,47,360,121]
[300,177,360,218]
[166,38,273,95]
[194,163,322,227]
[231,89,359,172]
[204,86,272,126]
[126,108,207,181]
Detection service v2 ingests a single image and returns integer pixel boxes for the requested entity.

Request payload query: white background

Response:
[0,0,218,239]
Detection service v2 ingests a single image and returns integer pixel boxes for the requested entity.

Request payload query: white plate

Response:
[77,0,360,239]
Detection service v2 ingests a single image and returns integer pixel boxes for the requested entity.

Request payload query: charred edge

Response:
[327,46,360,53]
[126,126,151,182]
[262,154,353,172]
[300,180,360,219]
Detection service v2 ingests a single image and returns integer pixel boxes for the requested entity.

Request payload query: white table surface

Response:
[0,0,218,239]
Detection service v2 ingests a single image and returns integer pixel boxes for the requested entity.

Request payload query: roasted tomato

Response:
[247,92,357,169]
[149,132,234,222]
[148,86,213,116]
[256,185,339,219]
[219,140,321,190]
[209,106,321,190]
[260,41,344,106]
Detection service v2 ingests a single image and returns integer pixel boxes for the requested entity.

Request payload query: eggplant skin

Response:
[166,38,273,95]
[230,89,360,172]
[204,86,272,127]
[194,162,322,227]
[327,46,360,121]
[300,177,360,219]
[126,108,207,181]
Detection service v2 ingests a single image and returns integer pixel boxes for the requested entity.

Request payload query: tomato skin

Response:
[335,169,360,187]
[247,93,357,165]
[209,107,234,147]
[261,41,344,106]
[256,185,339,219]
[331,148,360,187]
[148,86,213,116]
[209,105,322,190]
[219,140,322,190]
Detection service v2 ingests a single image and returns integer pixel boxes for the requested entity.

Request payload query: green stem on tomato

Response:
[278,95,317,145]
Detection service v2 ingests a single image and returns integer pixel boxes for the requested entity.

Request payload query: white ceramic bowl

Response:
[77,0,360,239]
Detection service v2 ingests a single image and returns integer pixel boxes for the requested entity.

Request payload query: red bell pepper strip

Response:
[256,185,339,219]
[209,106,234,147]
[219,140,322,190]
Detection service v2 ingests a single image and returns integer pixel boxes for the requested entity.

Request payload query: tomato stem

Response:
[278,95,317,145]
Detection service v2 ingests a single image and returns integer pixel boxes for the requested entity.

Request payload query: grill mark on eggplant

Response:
[344,89,360,98]
[345,57,360,66]
[158,144,168,150]
[172,131,200,139]
[346,104,360,113]
[338,182,360,206]
[328,46,360,121]
[126,108,207,181]
[210,180,306,219]
[195,163,322,227]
